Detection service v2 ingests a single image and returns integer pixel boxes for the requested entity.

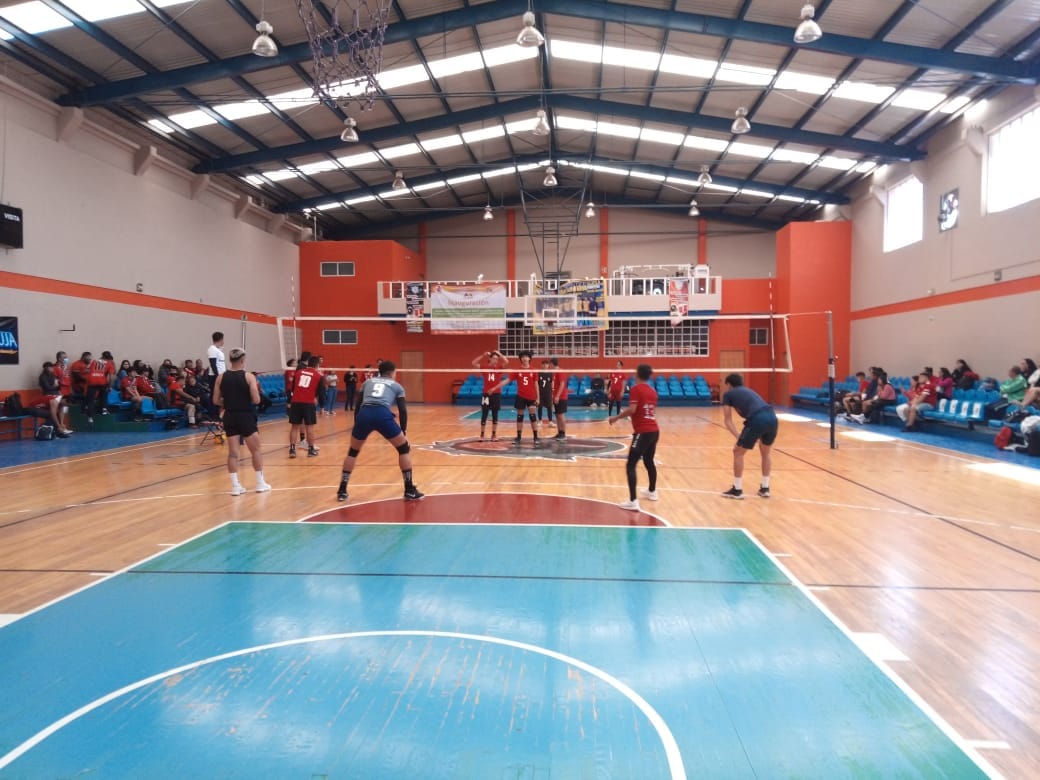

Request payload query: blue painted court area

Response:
[0,523,988,778]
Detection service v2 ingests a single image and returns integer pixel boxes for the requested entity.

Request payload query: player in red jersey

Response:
[511,350,541,447]
[283,359,296,398]
[472,349,509,441]
[608,363,659,511]
[69,352,91,401]
[288,355,322,458]
[550,357,569,440]
[607,360,628,417]
[84,351,114,421]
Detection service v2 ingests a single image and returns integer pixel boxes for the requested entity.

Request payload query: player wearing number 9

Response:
[337,361,424,503]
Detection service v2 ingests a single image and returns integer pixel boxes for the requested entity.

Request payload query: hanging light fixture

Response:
[483,205,494,222]
[543,166,557,187]
[731,107,751,135]
[697,165,712,187]
[688,197,700,217]
[532,108,551,136]
[392,171,406,190]
[340,116,359,143]
[793,3,823,44]
[516,10,545,48]
[584,202,596,219]
[252,20,278,57]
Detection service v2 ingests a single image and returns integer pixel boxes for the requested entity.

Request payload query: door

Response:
[399,351,424,403]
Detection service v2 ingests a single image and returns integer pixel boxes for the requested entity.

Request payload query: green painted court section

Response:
[0,523,989,778]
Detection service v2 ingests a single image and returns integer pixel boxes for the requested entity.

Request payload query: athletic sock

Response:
[256,470,265,483]
[733,477,743,490]
[340,470,351,487]
[230,474,242,488]
[761,476,770,488]
[403,469,413,487]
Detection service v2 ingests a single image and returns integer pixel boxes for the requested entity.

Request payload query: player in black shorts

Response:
[213,348,271,496]
[720,373,778,500]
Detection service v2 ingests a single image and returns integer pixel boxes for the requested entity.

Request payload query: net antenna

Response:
[295,0,392,110]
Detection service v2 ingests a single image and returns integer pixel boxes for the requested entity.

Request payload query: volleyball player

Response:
[608,363,659,510]
[288,356,321,458]
[550,357,568,439]
[512,350,541,447]
[213,348,271,495]
[472,350,509,441]
[607,360,627,416]
[537,358,555,428]
[721,373,778,499]
[337,361,423,503]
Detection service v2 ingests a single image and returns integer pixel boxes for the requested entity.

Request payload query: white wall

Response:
[848,85,1040,379]
[0,78,302,389]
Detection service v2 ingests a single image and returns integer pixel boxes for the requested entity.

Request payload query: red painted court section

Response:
[305,493,666,526]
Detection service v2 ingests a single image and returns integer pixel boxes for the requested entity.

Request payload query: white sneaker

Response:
[640,489,659,501]
[230,485,246,496]
[256,482,272,493]
[618,499,641,511]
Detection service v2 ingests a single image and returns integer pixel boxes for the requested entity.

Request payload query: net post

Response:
[826,310,836,450]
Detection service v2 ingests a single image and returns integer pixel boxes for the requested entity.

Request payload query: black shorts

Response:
[514,397,537,411]
[222,410,258,437]
[288,402,317,426]
[481,393,501,412]
[554,399,569,415]
[737,407,779,449]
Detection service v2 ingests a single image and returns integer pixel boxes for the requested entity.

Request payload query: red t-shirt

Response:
[628,382,659,433]
[608,372,627,399]
[515,369,538,401]
[284,370,295,395]
[70,360,90,392]
[291,368,322,404]
[136,375,157,394]
[87,358,112,386]
[167,378,184,407]
[553,372,569,402]
[120,375,138,400]
[482,368,507,394]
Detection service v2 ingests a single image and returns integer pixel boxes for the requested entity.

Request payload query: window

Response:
[988,105,1040,213]
[750,327,769,345]
[320,261,356,276]
[883,176,923,252]
[322,330,358,345]
[604,319,709,357]
[497,322,600,357]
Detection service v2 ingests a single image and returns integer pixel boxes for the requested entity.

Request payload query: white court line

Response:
[742,530,1005,780]
[851,632,909,662]
[0,614,22,628]
[0,630,687,780]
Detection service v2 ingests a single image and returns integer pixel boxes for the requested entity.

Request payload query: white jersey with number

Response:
[360,377,405,408]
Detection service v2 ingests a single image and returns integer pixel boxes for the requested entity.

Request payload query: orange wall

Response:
[776,221,852,399]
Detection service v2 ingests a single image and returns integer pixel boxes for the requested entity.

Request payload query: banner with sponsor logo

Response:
[405,281,425,333]
[0,316,19,364]
[668,278,690,327]
[532,279,608,335]
[430,283,507,334]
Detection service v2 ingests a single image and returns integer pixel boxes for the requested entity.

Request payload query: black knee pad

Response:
[348,447,360,458]
[396,442,410,455]
[516,413,525,424]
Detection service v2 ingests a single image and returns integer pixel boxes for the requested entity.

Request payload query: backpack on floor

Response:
[35,424,55,441]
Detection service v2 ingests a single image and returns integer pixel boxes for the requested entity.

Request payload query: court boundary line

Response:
[740,528,1006,779]
[0,630,686,779]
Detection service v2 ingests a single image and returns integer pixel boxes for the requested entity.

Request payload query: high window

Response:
[988,105,1040,213]
[883,176,923,252]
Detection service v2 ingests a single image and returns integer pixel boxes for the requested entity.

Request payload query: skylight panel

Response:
[891,89,946,112]
[461,125,505,144]
[940,96,971,114]
[602,44,660,71]
[740,188,775,199]
[164,109,212,130]
[446,173,483,185]
[297,160,339,176]
[855,161,877,174]
[775,194,807,203]
[376,64,429,91]
[639,128,685,147]
[64,0,148,22]
[243,175,264,186]
[629,170,666,182]
[336,151,380,167]
[411,181,445,192]
[666,175,699,188]
[716,63,776,87]
[556,115,598,133]
[482,43,539,68]
[379,188,410,199]
[315,202,342,211]
[0,2,73,35]
[483,166,516,179]
[774,70,834,95]
[658,53,717,79]
[771,148,819,164]
[832,81,895,104]
[419,134,463,152]
[684,135,730,153]
[262,170,300,182]
[703,182,739,193]
[589,164,627,176]
[344,195,377,205]
[817,155,857,171]
[146,119,175,135]
[550,39,603,64]
[215,101,270,122]
[597,120,641,140]
[379,142,422,160]
[429,51,486,79]
[728,141,773,159]
[505,119,535,134]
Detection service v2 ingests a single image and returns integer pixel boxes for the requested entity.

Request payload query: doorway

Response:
[399,351,424,403]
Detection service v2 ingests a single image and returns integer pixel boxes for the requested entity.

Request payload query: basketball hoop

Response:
[294,0,392,110]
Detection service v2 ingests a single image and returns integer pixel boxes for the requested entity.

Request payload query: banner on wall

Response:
[532,279,608,335]
[668,279,690,327]
[430,283,507,334]
[405,281,425,333]
[0,317,19,365]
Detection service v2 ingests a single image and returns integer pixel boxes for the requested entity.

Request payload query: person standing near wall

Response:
[537,358,555,428]
[323,366,339,415]
[721,373,778,499]
[208,332,226,376]
[551,357,569,440]
[344,366,359,411]
[608,363,659,511]
[213,348,270,496]
[607,360,627,417]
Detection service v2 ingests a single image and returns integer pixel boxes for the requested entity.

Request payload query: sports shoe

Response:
[852,414,866,424]
[100,408,109,416]
[722,487,744,500]
[513,436,522,446]
[230,485,246,496]
[554,432,566,440]
[307,447,319,457]
[299,432,306,442]
[404,486,425,501]
[337,487,348,502]
[256,482,272,493]
[640,489,659,501]
[289,445,297,459]
[532,438,542,449]
[757,486,770,499]
[490,435,499,442]
[618,499,640,511]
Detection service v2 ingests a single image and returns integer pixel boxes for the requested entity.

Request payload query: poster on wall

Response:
[405,281,426,333]
[430,282,507,334]
[0,317,19,365]
[533,279,608,335]
[668,278,690,327]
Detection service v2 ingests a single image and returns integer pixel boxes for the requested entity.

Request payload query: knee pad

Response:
[348,447,360,458]
[396,442,410,455]
[516,413,525,424]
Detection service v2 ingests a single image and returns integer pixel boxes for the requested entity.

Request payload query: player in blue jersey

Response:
[337,360,423,503]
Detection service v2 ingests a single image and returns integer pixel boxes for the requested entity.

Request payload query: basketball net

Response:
[294,0,391,109]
